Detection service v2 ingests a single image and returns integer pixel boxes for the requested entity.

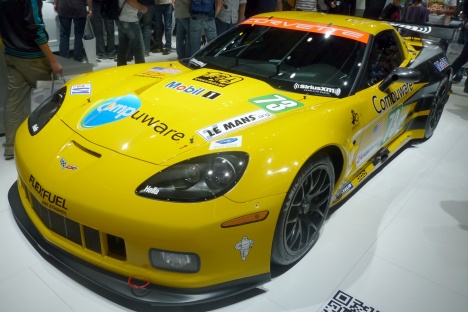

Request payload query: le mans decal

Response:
[197,110,273,141]
[193,72,244,87]
[81,94,141,128]
[249,94,303,114]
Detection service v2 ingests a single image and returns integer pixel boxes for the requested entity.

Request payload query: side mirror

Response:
[378,68,421,92]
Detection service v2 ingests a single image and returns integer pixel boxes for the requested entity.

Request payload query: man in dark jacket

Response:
[0,0,63,160]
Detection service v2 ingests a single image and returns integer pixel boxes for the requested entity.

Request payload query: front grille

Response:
[21,179,126,259]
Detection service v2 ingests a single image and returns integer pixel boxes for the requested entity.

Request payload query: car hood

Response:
[60,65,334,164]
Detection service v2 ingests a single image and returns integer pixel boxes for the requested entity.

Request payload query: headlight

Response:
[28,86,67,135]
[136,152,249,202]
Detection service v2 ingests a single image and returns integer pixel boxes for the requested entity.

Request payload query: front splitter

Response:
[8,182,270,310]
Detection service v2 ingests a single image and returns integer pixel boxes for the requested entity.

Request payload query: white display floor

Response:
[1,53,468,312]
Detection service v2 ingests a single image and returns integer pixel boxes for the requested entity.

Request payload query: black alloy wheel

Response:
[271,154,334,265]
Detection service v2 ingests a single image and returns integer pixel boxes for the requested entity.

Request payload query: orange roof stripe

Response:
[242,17,370,44]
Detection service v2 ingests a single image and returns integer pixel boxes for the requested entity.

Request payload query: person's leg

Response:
[189,15,203,55]
[104,18,116,58]
[58,16,72,58]
[140,8,154,55]
[72,17,87,62]
[176,17,191,59]
[116,21,129,66]
[127,22,146,64]
[215,18,229,37]
[153,5,165,52]
[204,16,218,44]
[162,4,173,53]
[3,56,51,158]
[91,2,106,58]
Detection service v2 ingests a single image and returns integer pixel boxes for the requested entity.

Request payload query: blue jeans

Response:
[215,18,236,37]
[154,4,173,50]
[140,8,154,53]
[91,2,116,57]
[176,17,191,59]
[116,21,145,66]
[58,16,86,61]
[190,14,217,55]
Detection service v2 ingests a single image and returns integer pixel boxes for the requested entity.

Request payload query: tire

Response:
[271,154,334,265]
[424,75,449,139]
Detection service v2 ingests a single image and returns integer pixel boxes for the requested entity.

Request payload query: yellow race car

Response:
[9,12,452,309]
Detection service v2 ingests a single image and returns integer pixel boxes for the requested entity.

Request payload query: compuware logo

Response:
[81,94,141,128]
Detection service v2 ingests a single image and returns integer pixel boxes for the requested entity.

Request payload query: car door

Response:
[353,30,415,170]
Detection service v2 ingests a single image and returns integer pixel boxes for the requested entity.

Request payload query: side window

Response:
[360,30,404,90]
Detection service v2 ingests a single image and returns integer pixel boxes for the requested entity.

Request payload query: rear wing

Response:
[389,20,463,41]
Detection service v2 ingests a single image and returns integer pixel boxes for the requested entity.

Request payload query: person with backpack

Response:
[189,0,222,55]
[116,0,148,66]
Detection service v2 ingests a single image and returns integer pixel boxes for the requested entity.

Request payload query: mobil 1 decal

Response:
[165,81,221,100]
[193,72,244,87]
[249,94,303,114]
[197,110,273,141]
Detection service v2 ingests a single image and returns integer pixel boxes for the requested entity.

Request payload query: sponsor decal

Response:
[135,66,182,78]
[372,120,385,138]
[165,81,221,99]
[59,158,78,170]
[81,94,141,128]
[202,90,222,100]
[70,84,91,95]
[372,83,413,114]
[235,236,254,261]
[293,83,341,96]
[197,110,273,141]
[434,57,449,72]
[131,110,185,141]
[165,81,206,95]
[249,94,303,114]
[29,175,68,213]
[147,66,181,74]
[189,58,206,68]
[356,170,367,182]
[243,17,370,43]
[209,136,242,150]
[193,72,244,87]
[142,185,159,195]
[381,104,403,144]
[336,182,353,198]
[351,110,360,129]
[356,141,380,167]
[390,22,432,34]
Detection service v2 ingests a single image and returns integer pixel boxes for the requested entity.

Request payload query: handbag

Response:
[82,18,97,66]
[31,74,67,113]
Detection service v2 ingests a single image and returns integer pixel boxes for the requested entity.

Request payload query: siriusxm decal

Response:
[81,95,141,128]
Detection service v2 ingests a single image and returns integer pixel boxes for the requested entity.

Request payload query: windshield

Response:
[188,21,368,97]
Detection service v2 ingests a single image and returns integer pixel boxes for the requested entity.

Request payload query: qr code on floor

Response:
[321,290,380,312]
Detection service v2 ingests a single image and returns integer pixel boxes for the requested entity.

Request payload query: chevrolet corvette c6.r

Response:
[8,12,452,309]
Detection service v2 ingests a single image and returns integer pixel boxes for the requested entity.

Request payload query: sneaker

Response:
[107,52,117,59]
[4,154,14,160]
[162,49,170,55]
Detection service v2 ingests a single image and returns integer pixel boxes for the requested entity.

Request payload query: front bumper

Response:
[9,182,270,308]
